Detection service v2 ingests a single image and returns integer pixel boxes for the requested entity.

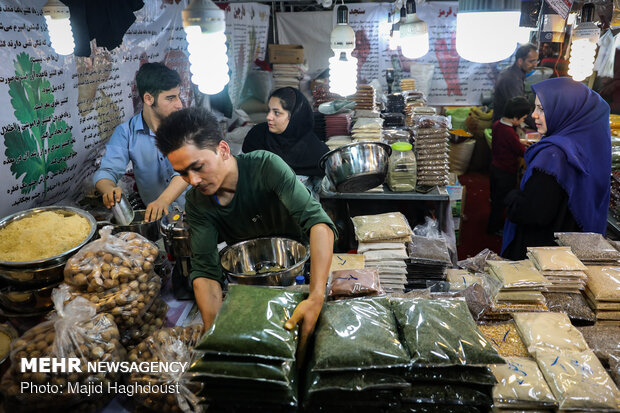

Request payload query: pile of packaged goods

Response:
[583,266,620,325]
[555,232,620,265]
[527,246,588,293]
[413,115,451,187]
[62,228,162,338]
[351,116,383,142]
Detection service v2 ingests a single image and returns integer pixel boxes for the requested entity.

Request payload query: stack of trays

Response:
[405,235,451,290]
[484,260,550,319]
[555,232,620,265]
[353,85,377,111]
[324,112,352,138]
[400,78,416,92]
[313,111,326,141]
[527,246,588,293]
[189,285,304,411]
[583,266,620,325]
[413,115,450,187]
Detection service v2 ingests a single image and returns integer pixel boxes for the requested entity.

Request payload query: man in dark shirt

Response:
[492,44,538,124]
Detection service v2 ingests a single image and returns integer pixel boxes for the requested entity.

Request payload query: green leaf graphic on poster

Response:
[4,52,75,196]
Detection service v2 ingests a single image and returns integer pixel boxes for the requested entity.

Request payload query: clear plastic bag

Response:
[408,235,451,264]
[128,325,204,413]
[412,115,451,130]
[121,297,169,350]
[536,350,620,411]
[328,268,383,298]
[555,232,620,261]
[512,312,589,354]
[486,260,550,289]
[526,246,587,271]
[490,357,557,407]
[407,366,497,386]
[389,298,504,366]
[351,212,413,242]
[446,269,482,291]
[363,248,408,261]
[0,285,124,411]
[190,357,294,385]
[312,297,410,371]
[584,266,620,301]
[352,117,384,130]
[306,369,409,395]
[543,292,596,325]
[399,384,493,407]
[577,325,620,364]
[194,285,305,360]
[478,321,529,358]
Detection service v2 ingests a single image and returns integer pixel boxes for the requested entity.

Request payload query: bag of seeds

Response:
[543,292,596,325]
[390,298,504,366]
[576,325,620,365]
[0,285,125,412]
[555,232,620,261]
[194,285,305,360]
[477,321,529,358]
[351,212,413,242]
[127,325,204,413]
[512,312,589,355]
[312,297,410,371]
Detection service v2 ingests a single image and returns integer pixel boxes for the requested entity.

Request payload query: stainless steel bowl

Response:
[319,141,392,193]
[0,207,96,284]
[109,209,161,242]
[0,282,60,314]
[220,237,309,286]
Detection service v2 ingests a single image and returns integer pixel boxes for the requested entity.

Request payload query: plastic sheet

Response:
[312,297,410,371]
[351,212,413,242]
[526,246,587,271]
[456,249,509,273]
[194,285,305,360]
[128,325,204,413]
[512,312,589,354]
[390,298,504,366]
[536,350,620,411]
[490,357,557,408]
[328,268,383,298]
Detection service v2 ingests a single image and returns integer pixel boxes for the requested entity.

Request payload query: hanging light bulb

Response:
[42,0,75,56]
[399,0,429,59]
[182,0,230,95]
[568,3,599,81]
[456,0,520,63]
[329,4,357,97]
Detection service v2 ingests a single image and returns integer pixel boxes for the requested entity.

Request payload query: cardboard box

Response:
[268,44,304,64]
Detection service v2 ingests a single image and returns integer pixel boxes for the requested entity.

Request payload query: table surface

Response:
[319,185,450,201]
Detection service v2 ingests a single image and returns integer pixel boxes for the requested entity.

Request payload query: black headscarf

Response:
[242,88,329,177]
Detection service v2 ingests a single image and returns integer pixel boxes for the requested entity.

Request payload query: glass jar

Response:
[387,142,417,192]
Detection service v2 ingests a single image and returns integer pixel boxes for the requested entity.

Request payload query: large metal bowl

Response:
[110,209,161,242]
[220,237,309,286]
[319,141,392,193]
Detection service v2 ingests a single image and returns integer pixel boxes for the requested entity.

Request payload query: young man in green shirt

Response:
[155,107,336,356]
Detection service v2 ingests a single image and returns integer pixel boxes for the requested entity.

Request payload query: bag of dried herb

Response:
[407,366,497,386]
[194,285,305,360]
[490,357,557,409]
[189,358,294,386]
[311,297,410,371]
[390,298,504,366]
[399,383,493,407]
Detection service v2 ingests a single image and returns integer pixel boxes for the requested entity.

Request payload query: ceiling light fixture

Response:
[399,0,429,59]
[42,0,75,56]
[329,4,358,97]
[568,3,599,81]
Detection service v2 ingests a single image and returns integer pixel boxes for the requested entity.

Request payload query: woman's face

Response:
[266,97,290,134]
[532,96,547,135]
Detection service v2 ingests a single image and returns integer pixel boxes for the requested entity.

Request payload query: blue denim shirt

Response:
[93,112,186,209]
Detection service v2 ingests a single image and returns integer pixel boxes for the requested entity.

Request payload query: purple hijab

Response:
[502,77,611,253]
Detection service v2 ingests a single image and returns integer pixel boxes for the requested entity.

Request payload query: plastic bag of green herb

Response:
[390,298,504,366]
[400,384,493,407]
[312,297,410,371]
[194,284,305,360]
[407,366,497,386]
[188,358,294,385]
[307,369,409,394]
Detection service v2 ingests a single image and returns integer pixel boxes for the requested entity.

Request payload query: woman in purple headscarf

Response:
[501,77,611,260]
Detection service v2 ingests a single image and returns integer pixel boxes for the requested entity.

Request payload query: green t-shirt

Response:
[186,150,336,284]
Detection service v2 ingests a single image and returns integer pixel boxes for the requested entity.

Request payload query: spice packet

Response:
[512,312,589,354]
[490,357,557,407]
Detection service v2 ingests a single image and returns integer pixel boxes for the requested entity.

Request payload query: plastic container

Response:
[387,142,417,192]
[295,275,305,285]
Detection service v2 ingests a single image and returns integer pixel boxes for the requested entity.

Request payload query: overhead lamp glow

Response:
[42,0,75,56]
[456,0,520,63]
[329,5,358,97]
[182,0,230,95]
[568,3,599,81]
[399,0,428,59]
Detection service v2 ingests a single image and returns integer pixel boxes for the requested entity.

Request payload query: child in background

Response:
[486,96,532,236]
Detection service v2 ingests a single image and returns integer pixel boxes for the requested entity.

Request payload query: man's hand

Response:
[102,186,122,209]
[284,295,324,365]
[145,199,169,222]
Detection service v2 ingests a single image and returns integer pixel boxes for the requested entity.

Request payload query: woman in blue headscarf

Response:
[501,77,611,260]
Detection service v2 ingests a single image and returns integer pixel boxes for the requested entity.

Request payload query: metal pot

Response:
[99,209,161,242]
[220,237,309,286]
[319,141,392,193]
[0,282,60,314]
[160,211,191,259]
[0,206,96,287]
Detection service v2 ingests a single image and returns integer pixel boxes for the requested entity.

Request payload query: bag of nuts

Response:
[63,227,162,332]
[128,325,204,413]
[121,297,169,350]
[0,285,125,412]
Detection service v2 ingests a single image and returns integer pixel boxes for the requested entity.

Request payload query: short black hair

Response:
[136,62,181,103]
[515,43,537,61]
[269,87,297,112]
[503,96,531,119]
[155,107,223,156]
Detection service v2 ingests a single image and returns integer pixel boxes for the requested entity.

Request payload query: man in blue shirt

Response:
[93,62,188,221]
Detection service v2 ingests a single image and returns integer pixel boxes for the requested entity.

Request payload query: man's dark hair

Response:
[155,107,223,156]
[515,43,537,61]
[269,87,297,113]
[503,96,531,119]
[136,62,181,103]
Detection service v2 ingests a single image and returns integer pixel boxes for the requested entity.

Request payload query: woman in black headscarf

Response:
[242,87,329,178]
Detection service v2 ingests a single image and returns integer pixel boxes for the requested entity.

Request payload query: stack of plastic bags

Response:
[351,117,383,142]
[513,312,620,411]
[304,297,410,411]
[413,115,451,187]
[583,266,620,325]
[189,285,305,411]
[324,112,352,139]
[555,232,620,265]
[351,212,413,294]
[272,63,306,90]
[353,84,377,111]
[484,260,550,320]
[527,246,588,293]
[325,135,353,150]
[406,235,451,290]
[400,78,416,92]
